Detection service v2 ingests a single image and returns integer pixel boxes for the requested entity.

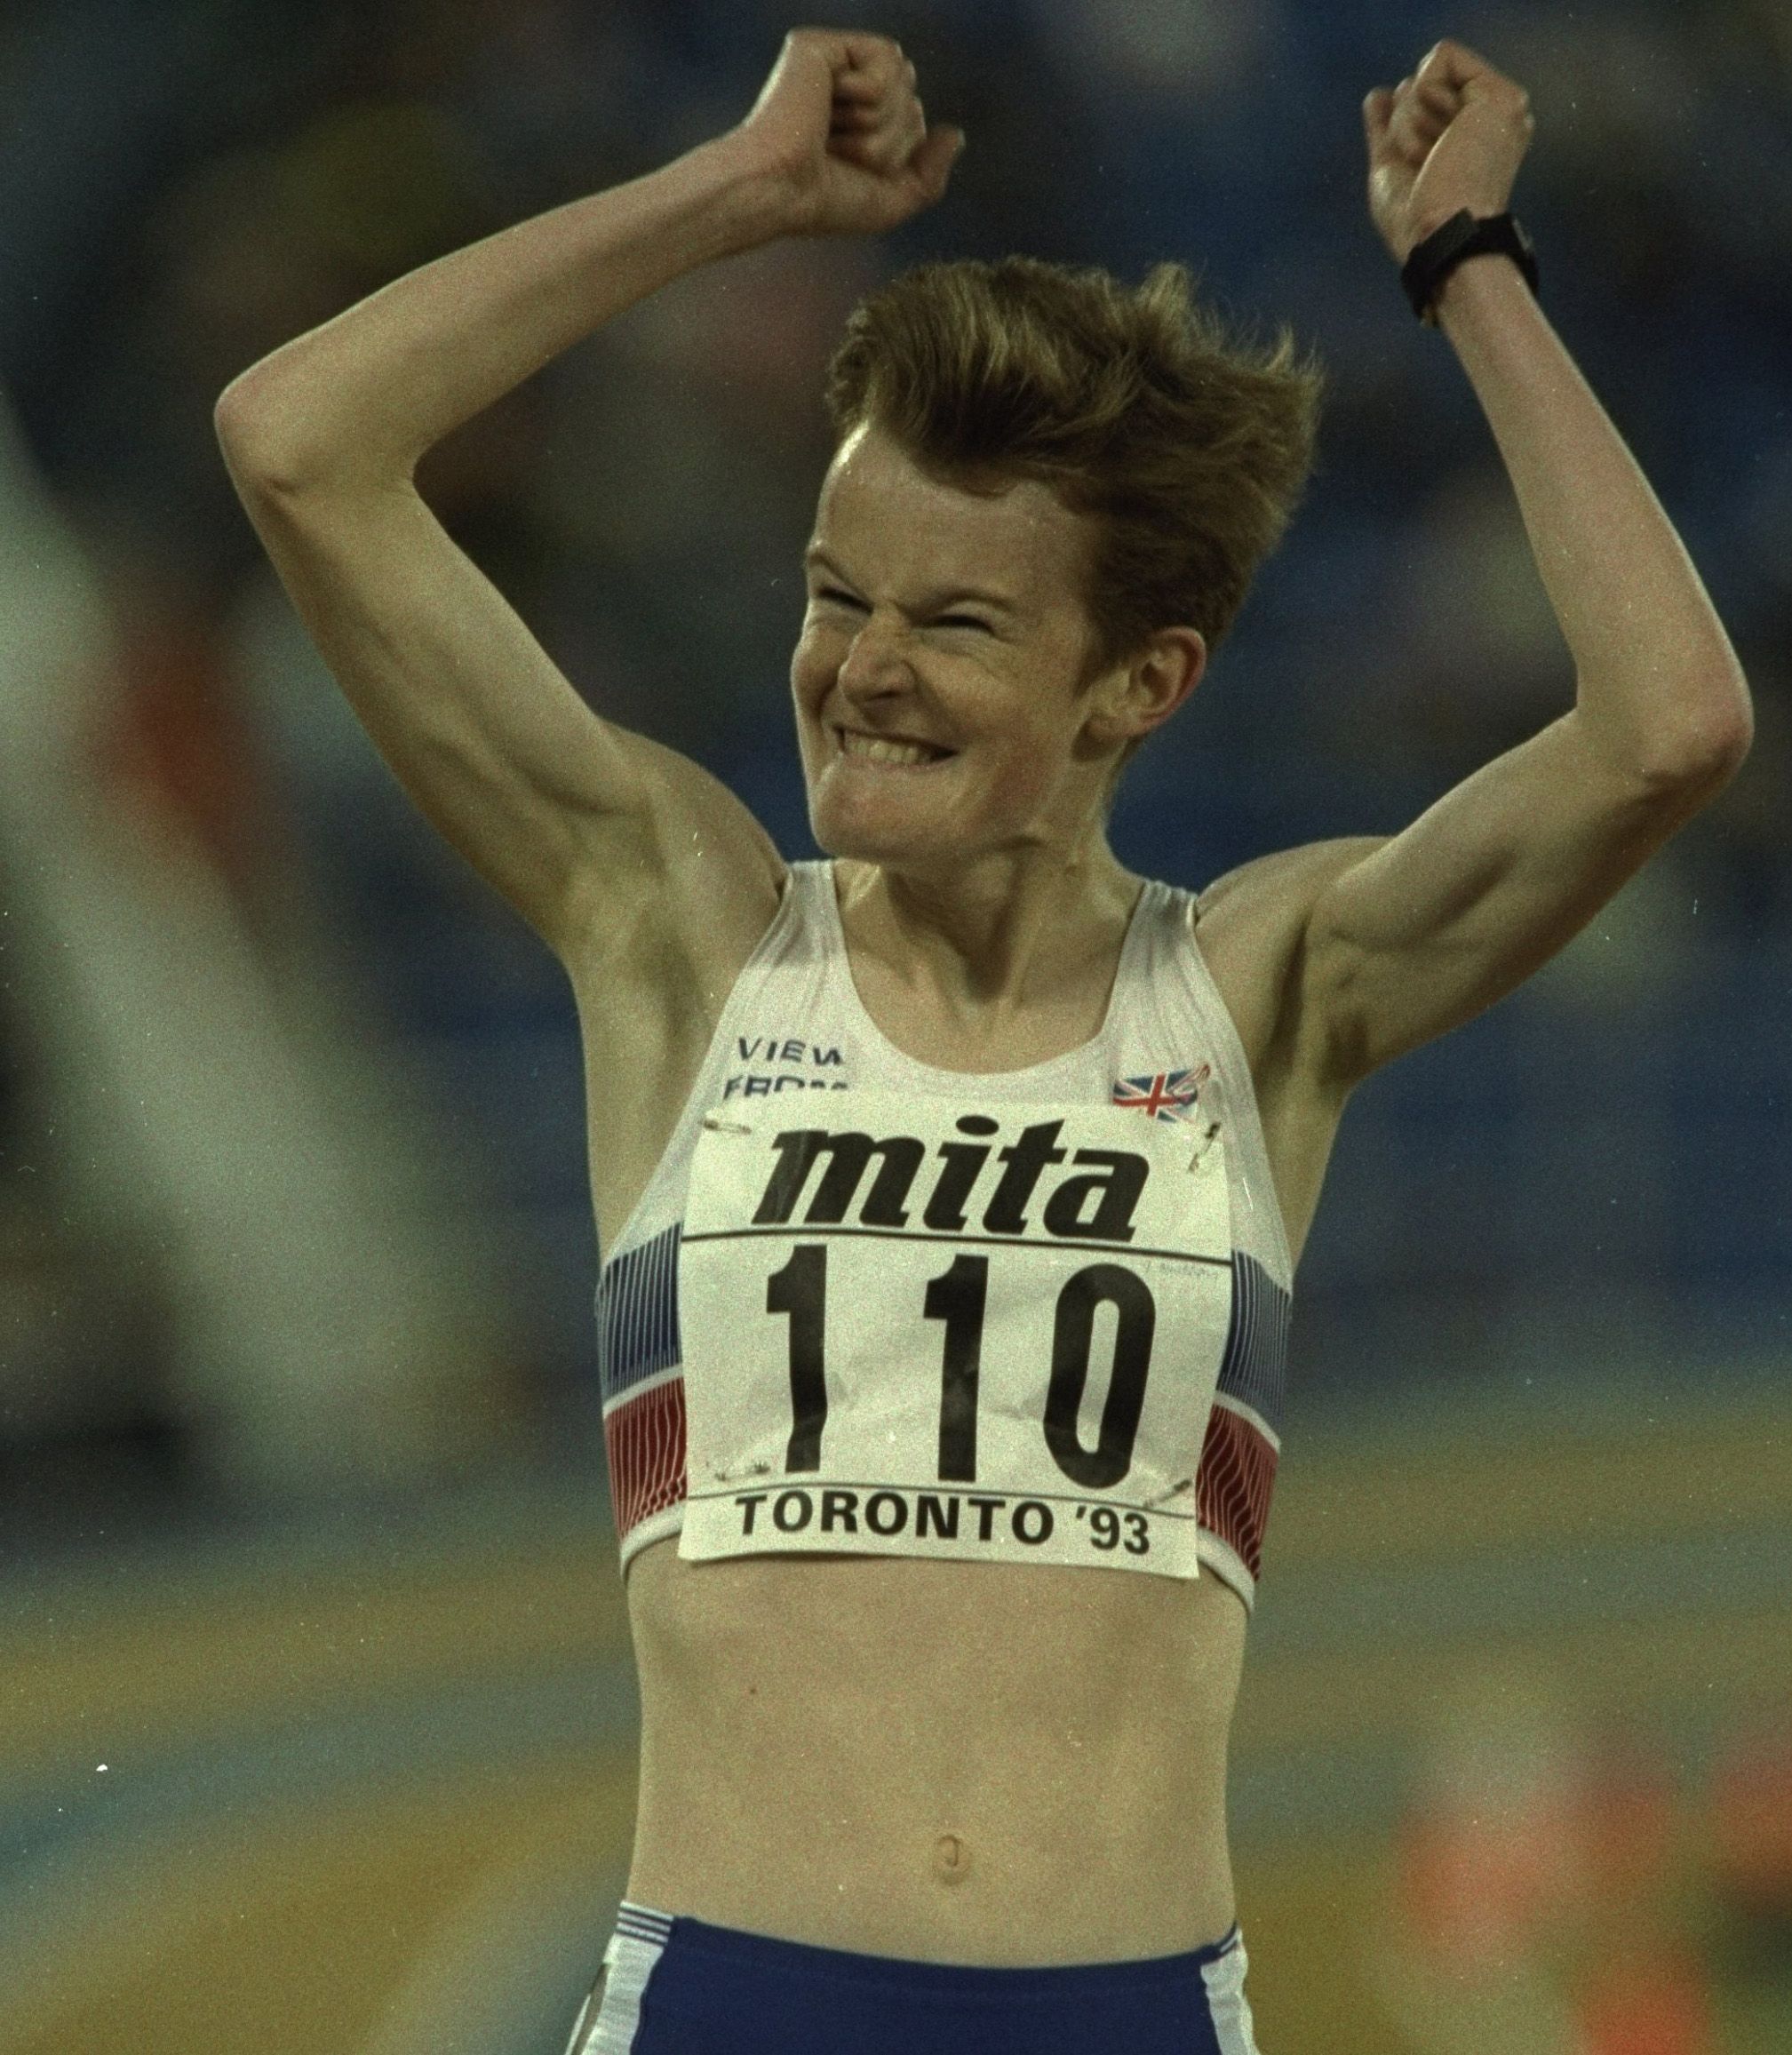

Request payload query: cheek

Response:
[990,746,1057,811]
[982,705,1083,805]
[790,626,838,703]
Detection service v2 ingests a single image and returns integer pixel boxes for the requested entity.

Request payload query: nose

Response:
[834,609,912,698]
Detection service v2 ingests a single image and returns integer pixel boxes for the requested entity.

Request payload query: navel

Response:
[932,1831,972,1884]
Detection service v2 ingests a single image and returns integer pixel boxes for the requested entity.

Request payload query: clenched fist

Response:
[728,28,965,239]
[1363,39,1534,264]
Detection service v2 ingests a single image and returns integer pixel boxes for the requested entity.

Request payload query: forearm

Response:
[1435,253,1752,777]
[216,133,786,488]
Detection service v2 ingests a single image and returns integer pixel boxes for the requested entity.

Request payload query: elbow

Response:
[214,363,402,498]
[214,363,276,457]
[1648,690,1754,800]
[213,374,310,498]
[1707,697,1755,784]
[1583,670,1755,804]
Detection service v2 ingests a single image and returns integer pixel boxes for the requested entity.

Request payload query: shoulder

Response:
[1196,835,1389,926]
[1191,836,1389,1076]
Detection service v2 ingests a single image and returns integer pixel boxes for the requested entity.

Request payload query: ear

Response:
[1082,626,1206,745]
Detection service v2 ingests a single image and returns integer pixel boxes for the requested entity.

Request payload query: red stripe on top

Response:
[1194,1401,1279,1581]
[608,1377,688,1540]
[609,1375,1279,1583]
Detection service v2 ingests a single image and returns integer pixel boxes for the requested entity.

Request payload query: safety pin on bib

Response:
[1142,1475,1198,1509]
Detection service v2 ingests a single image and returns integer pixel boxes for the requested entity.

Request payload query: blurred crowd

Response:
[0,0,1788,1536]
[1386,1668,1792,2052]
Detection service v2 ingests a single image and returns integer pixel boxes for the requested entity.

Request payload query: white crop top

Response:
[596,860,1293,1609]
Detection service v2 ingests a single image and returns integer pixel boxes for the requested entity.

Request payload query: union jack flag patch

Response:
[1111,1063,1210,1121]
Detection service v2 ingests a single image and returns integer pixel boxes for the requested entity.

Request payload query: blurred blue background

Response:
[0,4,1787,2052]
[4,0,1786,1528]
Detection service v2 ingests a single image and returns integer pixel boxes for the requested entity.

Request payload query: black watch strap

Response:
[1400,210,1539,323]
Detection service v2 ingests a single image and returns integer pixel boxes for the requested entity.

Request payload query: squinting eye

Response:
[807,589,990,633]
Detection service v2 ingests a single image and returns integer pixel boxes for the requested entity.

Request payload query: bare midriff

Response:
[620,1533,1248,1966]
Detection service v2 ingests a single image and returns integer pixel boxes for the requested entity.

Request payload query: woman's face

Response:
[791,423,1127,872]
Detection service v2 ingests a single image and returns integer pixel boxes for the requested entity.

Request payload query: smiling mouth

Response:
[832,726,957,769]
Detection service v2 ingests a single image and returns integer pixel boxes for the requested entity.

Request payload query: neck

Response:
[832,837,1140,1017]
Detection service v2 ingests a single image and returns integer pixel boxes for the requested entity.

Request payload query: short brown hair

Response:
[823,253,1324,700]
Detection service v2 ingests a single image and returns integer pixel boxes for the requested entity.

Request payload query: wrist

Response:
[1430,243,1537,330]
[1401,209,1469,260]
[689,130,812,249]
[1400,209,1537,326]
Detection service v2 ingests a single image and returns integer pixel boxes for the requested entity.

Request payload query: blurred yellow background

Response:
[5,1390,1788,2054]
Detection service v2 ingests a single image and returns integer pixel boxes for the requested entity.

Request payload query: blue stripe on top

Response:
[596,1223,682,1402]
[599,1226,1288,1438]
[1215,1252,1289,1438]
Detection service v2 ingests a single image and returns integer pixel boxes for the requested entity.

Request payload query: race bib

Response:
[677,1093,1232,1579]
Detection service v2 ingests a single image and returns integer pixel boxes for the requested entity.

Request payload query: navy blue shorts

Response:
[564,1899,1262,2054]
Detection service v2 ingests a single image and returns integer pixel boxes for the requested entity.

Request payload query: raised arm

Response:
[214,29,962,957]
[1283,39,1752,1085]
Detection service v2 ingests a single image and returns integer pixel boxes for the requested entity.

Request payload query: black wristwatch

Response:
[1400,210,1539,324]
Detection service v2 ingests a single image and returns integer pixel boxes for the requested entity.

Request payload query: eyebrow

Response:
[803,545,1020,617]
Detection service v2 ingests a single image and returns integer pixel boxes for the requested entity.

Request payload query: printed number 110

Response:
[763,1243,1155,1491]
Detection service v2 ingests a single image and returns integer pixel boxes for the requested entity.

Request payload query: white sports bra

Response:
[595,859,1293,1609]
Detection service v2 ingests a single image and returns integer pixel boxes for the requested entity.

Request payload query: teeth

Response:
[840,731,945,766]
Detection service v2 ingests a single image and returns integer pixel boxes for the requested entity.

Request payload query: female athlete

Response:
[215,28,1751,2055]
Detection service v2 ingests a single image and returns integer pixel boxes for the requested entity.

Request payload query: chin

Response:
[807,781,967,867]
[808,809,940,867]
